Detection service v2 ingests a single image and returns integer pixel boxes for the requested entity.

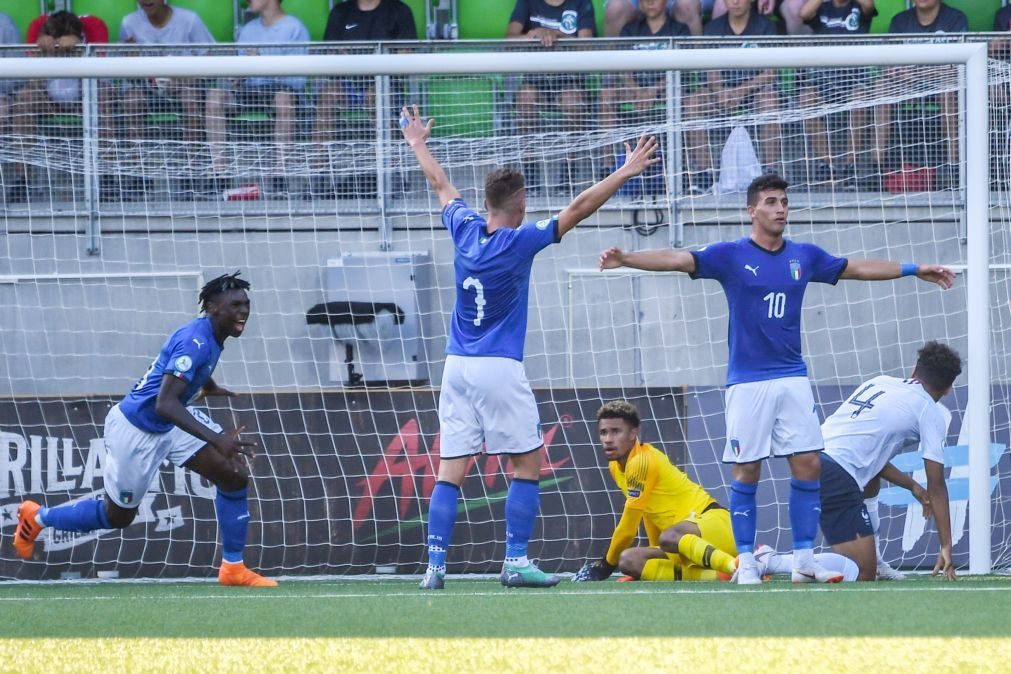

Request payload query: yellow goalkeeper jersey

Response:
[605,441,717,565]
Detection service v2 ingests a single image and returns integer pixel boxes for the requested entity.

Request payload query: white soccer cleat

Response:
[753,544,777,578]
[876,559,906,581]
[791,560,844,584]
[731,562,763,585]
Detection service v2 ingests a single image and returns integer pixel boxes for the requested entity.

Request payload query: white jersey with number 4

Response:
[822,375,950,491]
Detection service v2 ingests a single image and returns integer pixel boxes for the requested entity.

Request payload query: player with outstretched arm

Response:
[398,104,658,589]
[599,173,954,584]
[13,272,275,587]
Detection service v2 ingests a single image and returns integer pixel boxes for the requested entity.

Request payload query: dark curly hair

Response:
[914,341,962,392]
[199,271,250,312]
[596,400,641,428]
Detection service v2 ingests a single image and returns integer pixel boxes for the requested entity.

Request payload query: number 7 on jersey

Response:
[463,276,486,326]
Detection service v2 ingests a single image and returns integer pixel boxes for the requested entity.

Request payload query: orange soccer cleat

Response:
[13,500,43,560]
[218,561,278,587]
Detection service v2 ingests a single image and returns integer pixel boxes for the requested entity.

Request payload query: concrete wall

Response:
[0,200,1005,397]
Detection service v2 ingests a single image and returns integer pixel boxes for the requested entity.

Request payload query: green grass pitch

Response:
[2,576,1011,672]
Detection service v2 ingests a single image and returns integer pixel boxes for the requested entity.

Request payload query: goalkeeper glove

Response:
[571,558,616,582]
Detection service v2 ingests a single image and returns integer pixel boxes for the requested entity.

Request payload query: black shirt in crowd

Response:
[323,0,418,41]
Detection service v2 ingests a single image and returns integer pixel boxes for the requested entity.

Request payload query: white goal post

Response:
[0,43,994,575]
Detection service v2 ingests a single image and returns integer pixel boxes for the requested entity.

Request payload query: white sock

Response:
[793,547,814,569]
[505,555,529,567]
[814,552,859,582]
[865,495,886,564]
[764,551,791,575]
[769,552,857,581]
[738,551,757,568]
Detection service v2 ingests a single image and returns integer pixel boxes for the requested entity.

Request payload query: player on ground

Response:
[599,173,955,585]
[399,104,658,589]
[572,400,737,582]
[819,341,961,581]
[13,272,276,587]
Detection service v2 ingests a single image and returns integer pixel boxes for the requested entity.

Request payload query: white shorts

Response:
[102,403,222,508]
[722,376,824,463]
[438,355,543,459]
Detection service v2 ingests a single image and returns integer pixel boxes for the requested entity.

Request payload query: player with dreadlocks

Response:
[13,272,276,586]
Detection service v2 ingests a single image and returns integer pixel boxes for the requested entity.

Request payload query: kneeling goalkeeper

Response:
[574,401,737,582]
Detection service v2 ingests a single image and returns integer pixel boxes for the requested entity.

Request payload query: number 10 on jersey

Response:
[764,292,786,319]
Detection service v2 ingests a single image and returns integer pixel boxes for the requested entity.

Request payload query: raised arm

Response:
[599,247,697,274]
[399,104,461,208]
[557,134,659,237]
[840,259,955,288]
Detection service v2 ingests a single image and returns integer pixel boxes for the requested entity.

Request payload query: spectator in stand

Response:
[7,11,109,204]
[207,0,309,197]
[506,0,596,190]
[876,0,967,189]
[114,0,215,199]
[796,0,876,189]
[991,5,1011,187]
[0,12,22,160]
[996,3,1011,31]
[710,0,811,36]
[685,0,779,194]
[118,0,214,143]
[601,0,688,173]
[605,0,704,37]
[312,0,417,197]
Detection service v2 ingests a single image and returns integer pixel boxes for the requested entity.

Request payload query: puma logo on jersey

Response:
[192,338,205,349]
[744,264,760,276]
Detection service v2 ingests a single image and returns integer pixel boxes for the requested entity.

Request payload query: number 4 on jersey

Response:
[463,277,486,326]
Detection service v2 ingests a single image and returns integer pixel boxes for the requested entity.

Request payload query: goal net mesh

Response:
[0,37,1007,579]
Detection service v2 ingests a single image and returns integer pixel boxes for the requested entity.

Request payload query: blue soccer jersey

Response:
[119,317,223,433]
[691,238,848,385]
[443,199,559,360]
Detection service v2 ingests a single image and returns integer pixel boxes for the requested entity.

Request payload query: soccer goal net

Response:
[0,37,1004,580]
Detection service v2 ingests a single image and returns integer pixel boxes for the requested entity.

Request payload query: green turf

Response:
[3,576,1010,639]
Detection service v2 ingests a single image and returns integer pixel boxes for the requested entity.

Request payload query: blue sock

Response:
[215,487,249,564]
[38,498,110,532]
[425,481,460,573]
[789,478,821,550]
[729,480,758,554]
[505,478,540,563]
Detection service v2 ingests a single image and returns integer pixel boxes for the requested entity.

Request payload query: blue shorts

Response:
[819,454,873,546]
